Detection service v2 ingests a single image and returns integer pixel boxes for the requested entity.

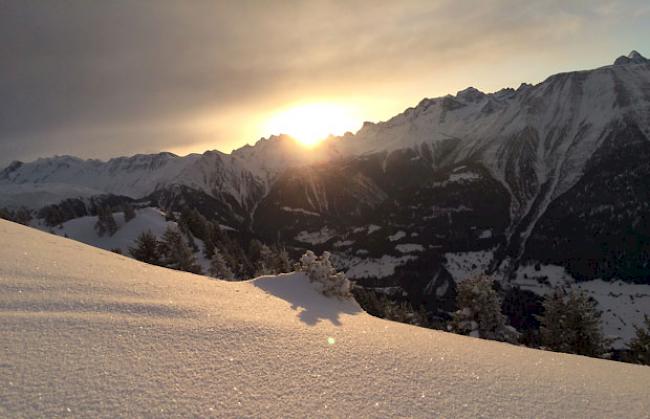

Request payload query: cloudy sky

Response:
[1,0,649,166]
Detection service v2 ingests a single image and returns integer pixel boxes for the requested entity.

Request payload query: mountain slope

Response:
[0,135,323,212]
[333,54,650,268]
[1,219,649,418]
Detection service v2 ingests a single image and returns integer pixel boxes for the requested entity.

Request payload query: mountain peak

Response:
[614,50,648,65]
[456,87,485,103]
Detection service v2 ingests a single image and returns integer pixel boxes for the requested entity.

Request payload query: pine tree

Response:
[449,275,518,342]
[628,315,650,365]
[536,289,568,351]
[275,247,292,273]
[129,231,161,265]
[209,250,234,280]
[537,288,608,357]
[158,226,202,274]
[94,206,118,237]
[123,203,136,223]
[14,207,32,225]
[203,237,216,259]
[0,207,12,222]
[255,244,276,276]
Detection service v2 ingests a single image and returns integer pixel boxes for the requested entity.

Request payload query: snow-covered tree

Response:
[158,226,202,274]
[537,288,608,357]
[299,250,351,298]
[209,249,234,280]
[449,275,518,343]
[94,206,117,237]
[628,315,650,365]
[129,231,161,265]
[123,203,136,223]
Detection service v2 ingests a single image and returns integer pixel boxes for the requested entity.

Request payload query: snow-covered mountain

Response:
[333,51,650,262]
[1,219,649,417]
[0,134,328,211]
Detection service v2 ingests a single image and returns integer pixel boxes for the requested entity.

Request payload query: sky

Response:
[1,0,649,166]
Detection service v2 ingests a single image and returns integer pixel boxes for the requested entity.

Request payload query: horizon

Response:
[2,48,646,168]
[1,1,649,167]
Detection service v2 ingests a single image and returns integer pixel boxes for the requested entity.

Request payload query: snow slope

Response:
[34,207,173,254]
[32,207,214,273]
[1,219,649,418]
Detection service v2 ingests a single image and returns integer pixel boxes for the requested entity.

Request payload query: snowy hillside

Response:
[1,219,649,418]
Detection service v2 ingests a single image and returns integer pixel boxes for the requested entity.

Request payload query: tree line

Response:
[128,208,292,280]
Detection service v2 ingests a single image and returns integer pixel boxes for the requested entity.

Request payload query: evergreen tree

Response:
[158,226,202,274]
[129,231,161,265]
[255,244,276,276]
[203,237,216,259]
[209,249,234,280]
[123,203,136,222]
[14,207,32,225]
[536,289,567,351]
[40,205,66,226]
[275,247,292,273]
[0,207,12,221]
[449,275,518,343]
[628,315,650,365]
[94,206,118,237]
[537,288,608,357]
[248,239,265,264]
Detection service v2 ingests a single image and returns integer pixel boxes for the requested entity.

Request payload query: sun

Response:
[263,102,361,147]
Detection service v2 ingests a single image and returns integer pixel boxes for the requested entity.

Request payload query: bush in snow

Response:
[299,250,351,298]
[448,275,518,343]
[536,288,609,357]
[628,315,650,365]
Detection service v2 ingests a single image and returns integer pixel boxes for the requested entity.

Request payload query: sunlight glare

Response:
[264,103,361,147]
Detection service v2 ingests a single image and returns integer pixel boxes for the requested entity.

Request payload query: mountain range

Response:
[2,50,649,346]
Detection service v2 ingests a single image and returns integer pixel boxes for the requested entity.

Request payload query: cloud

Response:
[1,0,648,165]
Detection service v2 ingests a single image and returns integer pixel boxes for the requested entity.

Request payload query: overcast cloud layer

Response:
[1,0,649,166]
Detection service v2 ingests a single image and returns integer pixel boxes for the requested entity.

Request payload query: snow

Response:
[333,239,354,248]
[444,250,494,283]
[281,206,321,217]
[513,264,650,349]
[35,207,173,255]
[1,220,649,417]
[343,255,416,279]
[395,243,425,254]
[575,280,650,349]
[367,224,382,234]
[447,172,480,183]
[294,227,336,245]
[388,230,406,242]
[478,229,493,239]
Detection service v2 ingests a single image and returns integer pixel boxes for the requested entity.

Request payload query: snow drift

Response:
[0,219,648,417]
